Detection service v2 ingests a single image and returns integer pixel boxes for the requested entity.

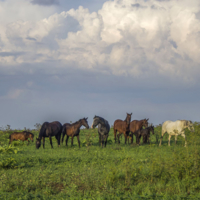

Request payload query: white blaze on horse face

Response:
[91,121,94,128]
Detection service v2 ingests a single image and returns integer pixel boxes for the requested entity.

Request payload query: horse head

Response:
[36,137,41,149]
[81,118,89,129]
[186,120,194,132]
[125,113,132,124]
[143,118,149,128]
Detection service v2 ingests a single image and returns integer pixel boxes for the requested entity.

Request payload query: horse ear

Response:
[86,117,88,120]
[131,113,132,115]
[147,118,149,121]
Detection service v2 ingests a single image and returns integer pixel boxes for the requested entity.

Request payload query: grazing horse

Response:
[36,121,62,149]
[159,120,194,147]
[113,113,132,144]
[63,118,89,148]
[129,119,149,144]
[91,116,110,148]
[138,125,154,144]
[9,131,34,145]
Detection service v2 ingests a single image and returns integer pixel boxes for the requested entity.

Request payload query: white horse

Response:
[159,120,194,147]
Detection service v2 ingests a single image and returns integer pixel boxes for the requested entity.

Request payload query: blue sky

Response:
[0,0,200,129]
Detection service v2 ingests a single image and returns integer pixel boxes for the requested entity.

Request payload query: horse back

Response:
[163,120,186,134]
[65,124,79,136]
[130,120,142,132]
[114,119,128,133]
[10,132,26,141]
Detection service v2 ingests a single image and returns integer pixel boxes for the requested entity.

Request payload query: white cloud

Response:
[0,0,200,83]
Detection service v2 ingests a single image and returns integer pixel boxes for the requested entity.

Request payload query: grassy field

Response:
[0,123,200,200]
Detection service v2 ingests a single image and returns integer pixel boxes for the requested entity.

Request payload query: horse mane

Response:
[94,116,106,123]
[39,122,49,138]
[71,119,82,126]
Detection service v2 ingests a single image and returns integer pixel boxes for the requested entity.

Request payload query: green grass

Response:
[0,123,200,199]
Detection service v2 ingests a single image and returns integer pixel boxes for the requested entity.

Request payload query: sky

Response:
[0,0,200,129]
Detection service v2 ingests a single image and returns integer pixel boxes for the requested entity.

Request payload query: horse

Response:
[159,120,194,147]
[129,118,149,144]
[91,115,110,148]
[63,118,89,148]
[36,121,62,149]
[113,113,132,144]
[9,131,34,145]
[138,125,154,144]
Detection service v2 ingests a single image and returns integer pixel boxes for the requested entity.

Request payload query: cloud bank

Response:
[0,0,199,83]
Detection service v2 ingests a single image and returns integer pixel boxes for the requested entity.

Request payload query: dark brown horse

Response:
[138,125,154,144]
[9,131,34,145]
[113,113,132,144]
[129,118,149,144]
[63,118,89,148]
[36,121,62,149]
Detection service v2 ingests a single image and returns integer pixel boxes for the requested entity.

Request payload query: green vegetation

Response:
[0,123,200,199]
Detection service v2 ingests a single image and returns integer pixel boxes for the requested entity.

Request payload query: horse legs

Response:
[62,132,65,144]
[26,139,30,145]
[49,136,53,148]
[77,135,80,148]
[66,135,69,146]
[117,133,121,144]
[57,134,61,147]
[114,129,117,143]
[42,137,45,148]
[71,136,74,147]
[168,135,171,146]
[101,136,104,148]
[124,134,127,144]
[105,135,108,147]
[159,132,166,146]
[175,135,177,145]
[181,133,187,147]
[9,139,12,145]
[130,132,133,144]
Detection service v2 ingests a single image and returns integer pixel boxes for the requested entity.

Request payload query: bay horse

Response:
[36,121,62,149]
[63,118,89,148]
[159,120,194,147]
[138,125,154,145]
[91,115,110,148]
[129,118,149,144]
[113,113,132,144]
[9,131,34,145]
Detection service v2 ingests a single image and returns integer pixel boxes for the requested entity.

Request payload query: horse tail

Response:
[61,125,66,144]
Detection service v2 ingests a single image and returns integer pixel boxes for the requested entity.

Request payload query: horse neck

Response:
[97,117,105,126]
[74,120,83,130]
[137,120,144,129]
[124,117,130,125]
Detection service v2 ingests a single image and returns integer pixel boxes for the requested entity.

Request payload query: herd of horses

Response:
[8,113,195,149]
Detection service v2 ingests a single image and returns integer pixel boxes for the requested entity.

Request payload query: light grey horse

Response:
[159,120,194,147]
[91,115,110,148]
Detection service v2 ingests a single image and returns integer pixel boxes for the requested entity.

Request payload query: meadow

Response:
[0,123,200,200]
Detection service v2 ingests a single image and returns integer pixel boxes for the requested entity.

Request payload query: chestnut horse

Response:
[113,113,132,144]
[129,118,149,144]
[9,131,34,145]
[36,121,62,149]
[63,118,89,148]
